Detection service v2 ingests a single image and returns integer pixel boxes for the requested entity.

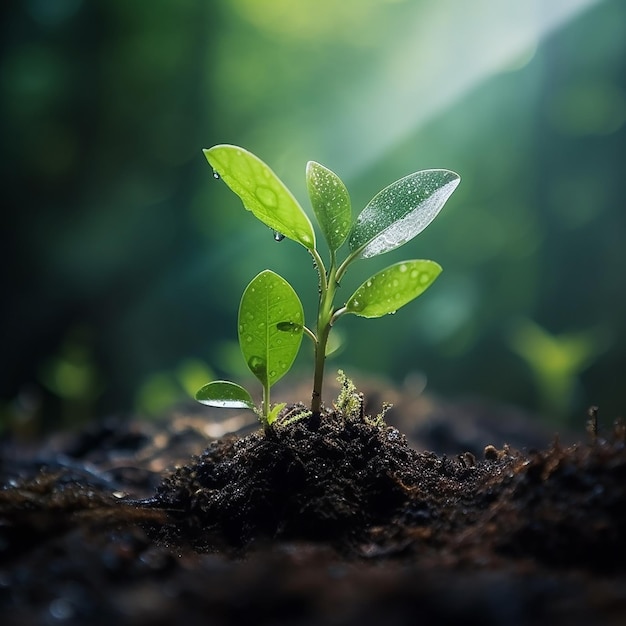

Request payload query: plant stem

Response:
[310,259,338,415]
[262,382,270,428]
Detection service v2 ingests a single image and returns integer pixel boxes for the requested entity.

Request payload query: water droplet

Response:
[277,321,302,333]
[246,335,253,343]
[248,356,266,377]
[269,370,277,378]
[410,270,419,279]
[388,310,397,315]
[399,264,408,273]
[273,230,285,242]
[212,169,220,179]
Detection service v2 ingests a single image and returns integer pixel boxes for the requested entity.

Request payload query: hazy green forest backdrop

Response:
[2,0,625,431]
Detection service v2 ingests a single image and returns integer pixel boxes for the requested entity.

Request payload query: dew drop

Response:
[212,169,220,179]
[248,356,266,377]
[277,321,302,333]
[399,264,408,273]
[273,230,285,242]
[410,270,419,279]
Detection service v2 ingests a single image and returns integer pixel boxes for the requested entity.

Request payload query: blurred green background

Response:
[2,0,625,432]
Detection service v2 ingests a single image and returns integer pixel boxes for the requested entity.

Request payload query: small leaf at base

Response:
[195,380,256,410]
[267,403,287,425]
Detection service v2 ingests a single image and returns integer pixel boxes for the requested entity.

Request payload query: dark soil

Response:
[2,391,626,625]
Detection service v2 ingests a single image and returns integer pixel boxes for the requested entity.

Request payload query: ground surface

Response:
[1,384,626,625]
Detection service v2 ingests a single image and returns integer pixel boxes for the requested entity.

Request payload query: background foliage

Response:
[2,0,625,430]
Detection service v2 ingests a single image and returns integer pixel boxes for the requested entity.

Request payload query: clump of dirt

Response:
[152,407,626,573]
[153,410,490,551]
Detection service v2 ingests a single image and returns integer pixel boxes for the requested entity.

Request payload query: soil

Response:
[2,384,626,626]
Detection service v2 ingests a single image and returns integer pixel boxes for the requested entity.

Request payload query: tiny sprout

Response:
[196,144,460,431]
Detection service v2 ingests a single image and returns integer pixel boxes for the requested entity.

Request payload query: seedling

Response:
[196,145,460,432]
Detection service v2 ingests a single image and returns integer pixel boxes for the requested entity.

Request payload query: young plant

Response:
[196,145,460,430]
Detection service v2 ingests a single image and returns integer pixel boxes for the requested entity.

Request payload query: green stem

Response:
[303,325,318,344]
[309,247,327,295]
[310,259,338,415]
[336,249,360,283]
[262,381,270,429]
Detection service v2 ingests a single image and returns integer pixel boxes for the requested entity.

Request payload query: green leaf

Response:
[267,402,286,426]
[348,169,460,259]
[204,145,315,250]
[195,380,255,410]
[238,270,304,388]
[345,260,442,318]
[306,161,352,252]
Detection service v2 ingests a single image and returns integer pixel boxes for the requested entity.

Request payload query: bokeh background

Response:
[2,0,625,432]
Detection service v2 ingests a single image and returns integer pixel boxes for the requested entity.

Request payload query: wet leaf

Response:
[345,260,442,318]
[306,161,352,252]
[238,270,304,388]
[195,380,255,410]
[349,169,460,259]
[204,145,315,250]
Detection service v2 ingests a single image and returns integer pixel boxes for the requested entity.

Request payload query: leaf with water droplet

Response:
[276,321,303,333]
[204,145,316,250]
[306,161,352,252]
[195,380,255,410]
[238,270,304,388]
[345,260,442,318]
[349,169,460,259]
